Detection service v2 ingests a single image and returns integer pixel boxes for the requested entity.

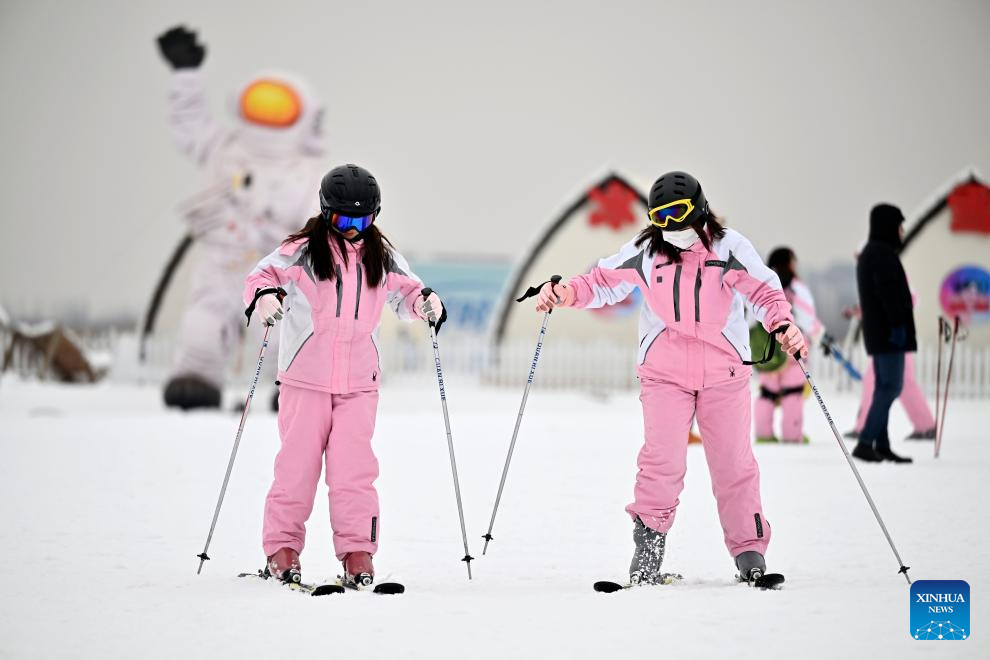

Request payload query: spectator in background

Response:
[844,303,936,441]
[853,204,915,463]
[754,247,822,443]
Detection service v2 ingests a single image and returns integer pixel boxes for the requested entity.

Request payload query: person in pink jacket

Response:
[754,247,823,444]
[535,171,806,585]
[243,164,444,587]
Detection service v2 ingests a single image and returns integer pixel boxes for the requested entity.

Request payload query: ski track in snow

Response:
[0,375,987,659]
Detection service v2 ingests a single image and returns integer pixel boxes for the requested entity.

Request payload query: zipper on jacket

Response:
[694,268,702,322]
[672,264,682,322]
[334,264,343,318]
[354,264,363,320]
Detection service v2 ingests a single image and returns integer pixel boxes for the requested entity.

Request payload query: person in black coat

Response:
[854,203,915,463]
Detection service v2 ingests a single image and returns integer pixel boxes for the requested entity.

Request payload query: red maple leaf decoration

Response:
[588,180,639,231]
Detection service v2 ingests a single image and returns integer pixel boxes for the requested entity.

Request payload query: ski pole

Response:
[196,322,274,574]
[421,287,474,580]
[935,316,960,459]
[934,317,945,446]
[482,275,561,555]
[793,344,911,584]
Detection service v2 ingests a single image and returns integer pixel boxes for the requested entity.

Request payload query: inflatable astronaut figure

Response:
[156,25,325,409]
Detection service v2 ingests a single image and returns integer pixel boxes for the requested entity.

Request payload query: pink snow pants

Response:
[262,384,380,560]
[854,353,935,433]
[627,376,771,557]
[754,361,807,442]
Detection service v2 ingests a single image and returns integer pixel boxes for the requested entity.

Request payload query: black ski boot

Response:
[735,551,767,582]
[735,551,785,589]
[629,517,668,585]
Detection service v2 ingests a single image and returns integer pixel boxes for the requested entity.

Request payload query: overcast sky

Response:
[1,0,988,321]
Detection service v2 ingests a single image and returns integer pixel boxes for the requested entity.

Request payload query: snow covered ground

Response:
[1,374,987,659]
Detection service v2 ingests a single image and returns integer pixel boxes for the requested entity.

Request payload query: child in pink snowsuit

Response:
[243,164,443,586]
[754,247,822,443]
[536,171,806,583]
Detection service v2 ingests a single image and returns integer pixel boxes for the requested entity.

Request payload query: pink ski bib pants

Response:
[244,238,425,559]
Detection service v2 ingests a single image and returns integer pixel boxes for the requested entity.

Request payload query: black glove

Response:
[820,332,834,357]
[156,25,206,70]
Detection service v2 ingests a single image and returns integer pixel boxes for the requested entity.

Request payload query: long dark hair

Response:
[767,246,796,288]
[283,216,394,287]
[634,211,726,263]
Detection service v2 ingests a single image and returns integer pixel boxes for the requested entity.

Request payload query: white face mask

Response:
[663,228,700,250]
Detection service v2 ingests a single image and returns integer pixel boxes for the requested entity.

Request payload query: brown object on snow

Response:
[1,309,105,383]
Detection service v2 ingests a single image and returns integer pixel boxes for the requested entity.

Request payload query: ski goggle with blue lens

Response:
[329,212,376,233]
[648,198,695,228]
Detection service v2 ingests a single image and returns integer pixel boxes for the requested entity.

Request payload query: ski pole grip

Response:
[515,275,562,303]
[549,275,563,311]
[772,324,804,363]
[244,287,287,326]
[420,287,439,327]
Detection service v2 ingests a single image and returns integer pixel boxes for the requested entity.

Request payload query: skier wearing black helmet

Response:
[243,164,445,587]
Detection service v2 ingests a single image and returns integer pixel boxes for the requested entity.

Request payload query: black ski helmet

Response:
[648,171,710,229]
[319,164,381,219]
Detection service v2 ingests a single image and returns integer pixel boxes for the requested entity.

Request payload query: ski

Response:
[594,572,785,592]
[593,573,684,593]
[737,572,786,590]
[338,575,406,595]
[238,570,345,596]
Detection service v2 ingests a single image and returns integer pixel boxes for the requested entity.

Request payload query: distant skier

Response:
[243,164,444,586]
[534,171,805,585]
[155,25,326,409]
[853,204,915,463]
[754,247,822,443]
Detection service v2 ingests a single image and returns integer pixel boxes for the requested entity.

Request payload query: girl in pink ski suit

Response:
[536,171,806,580]
[754,247,823,443]
[243,164,442,585]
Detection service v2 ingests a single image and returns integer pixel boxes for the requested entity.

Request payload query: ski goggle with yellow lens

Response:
[330,212,376,233]
[648,199,695,228]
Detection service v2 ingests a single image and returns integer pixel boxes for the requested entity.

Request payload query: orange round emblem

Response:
[239,79,302,128]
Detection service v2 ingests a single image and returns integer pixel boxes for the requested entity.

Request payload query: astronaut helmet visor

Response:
[330,212,376,233]
[239,79,302,128]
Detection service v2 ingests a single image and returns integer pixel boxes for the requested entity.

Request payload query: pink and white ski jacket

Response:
[243,238,425,393]
[786,279,822,340]
[567,229,795,389]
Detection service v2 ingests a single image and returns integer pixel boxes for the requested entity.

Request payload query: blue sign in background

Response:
[910,580,970,640]
[412,260,511,332]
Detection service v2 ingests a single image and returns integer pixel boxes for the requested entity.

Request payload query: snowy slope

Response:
[0,375,987,659]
